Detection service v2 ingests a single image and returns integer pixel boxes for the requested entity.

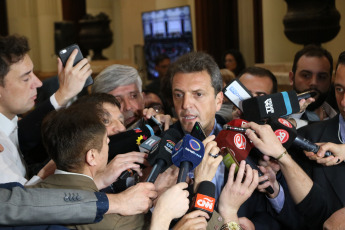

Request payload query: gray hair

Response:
[92,64,142,94]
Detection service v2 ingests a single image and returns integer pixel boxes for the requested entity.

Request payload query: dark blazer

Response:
[29,174,144,230]
[289,115,345,229]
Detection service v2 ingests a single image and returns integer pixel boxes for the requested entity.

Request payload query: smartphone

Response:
[58,44,93,88]
[223,79,253,111]
[190,121,207,141]
[220,147,239,173]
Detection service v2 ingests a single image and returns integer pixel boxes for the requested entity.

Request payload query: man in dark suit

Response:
[285,51,345,229]
[168,51,281,229]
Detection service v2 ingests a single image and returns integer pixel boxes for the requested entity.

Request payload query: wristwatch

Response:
[220,221,243,230]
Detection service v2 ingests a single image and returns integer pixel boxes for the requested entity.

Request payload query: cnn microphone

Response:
[172,134,205,183]
[146,128,183,183]
[242,91,300,122]
[190,181,215,220]
[268,117,332,157]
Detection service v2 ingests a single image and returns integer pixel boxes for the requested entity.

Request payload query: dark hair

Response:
[154,53,170,66]
[0,35,30,86]
[169,51,223,95]
[222,49,246,76]
[238,66,278,93]
[42,104,106,172]
[292,45,333,77]
[74,93,121,109]
[336,51,345,71]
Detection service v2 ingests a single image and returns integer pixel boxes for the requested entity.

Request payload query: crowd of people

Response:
[0,34,345,230]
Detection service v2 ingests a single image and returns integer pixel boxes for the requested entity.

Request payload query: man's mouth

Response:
[182,115,197,120]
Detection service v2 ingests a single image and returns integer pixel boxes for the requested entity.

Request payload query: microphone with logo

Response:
[216,119,274,194]
[146,128,183,183]
[172,134,205,183]
[190,181,216,220]
[108,124,156,160]
[268,117,332,157]
[242,91,302,122]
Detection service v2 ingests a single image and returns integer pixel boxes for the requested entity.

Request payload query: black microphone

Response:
[146,128,183,183]
[172,135,205,183]
[242,91,301,122]
[190,181,215,220]
[268,117,332,157]
[119,134,162,181]
[108,124,155,160]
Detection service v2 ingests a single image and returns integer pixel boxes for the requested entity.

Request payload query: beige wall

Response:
[262,0,345,65]
[5,0,345,72]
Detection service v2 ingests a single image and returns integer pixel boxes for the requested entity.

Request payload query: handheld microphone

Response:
[268,117,332,157]
[108,124,155,160]
[146,128,183,183]
[119,134,161,181]
[172,135,205,183]
[216,119,274,194]
[242,91,300,122]
[190,181,215,220]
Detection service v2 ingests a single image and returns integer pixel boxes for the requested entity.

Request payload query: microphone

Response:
[268,117,332,157]
[216,119,274,194]
[146,128,183,183]
[119,134,162,181]
[190,181,215,219]
[108,124,155,160]
[242,91,301,122]
[172,134,205,183]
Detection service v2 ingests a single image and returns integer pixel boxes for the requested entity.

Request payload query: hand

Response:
[173,210,209,230]
[142,108,173,131]
[0,144,4,152]
[238,217,255,230]
[243,122,286,159]
[257,165,280,198]
[323,207,345,230]
[298,97,315,113]
[94,151,147,189]
[312,142,344,166]
[55,49,92,106]
[232,106,243,120]
[153,165,180,205]
[37,160,56,180]
[193,135,223,192]
[258,154,281,174]
[107,182,157,215]
[152,183,190,228]
[218,161,259,224]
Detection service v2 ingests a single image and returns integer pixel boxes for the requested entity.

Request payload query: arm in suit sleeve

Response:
[0,183,108,225]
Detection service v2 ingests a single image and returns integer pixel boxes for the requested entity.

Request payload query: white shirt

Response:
[0,95,61,186]
[0,113,40,185]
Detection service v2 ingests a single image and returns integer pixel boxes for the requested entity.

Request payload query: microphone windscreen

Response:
[147,128,183,168]
[108,124,154,160]
[215,129,253,169]
[228,118,249,127]
[267,117,297,149]
[242,91,300,122]
[139,135,161,153]
[191,181,216,215]
[172,134,204,170]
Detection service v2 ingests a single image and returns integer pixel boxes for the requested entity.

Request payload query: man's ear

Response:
[86,149,97,166]
[215,91,224,112]
[289,71,294,86]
